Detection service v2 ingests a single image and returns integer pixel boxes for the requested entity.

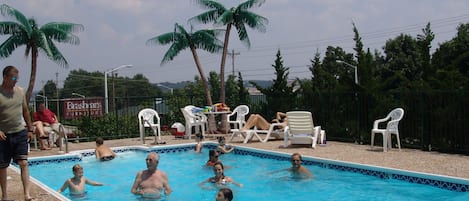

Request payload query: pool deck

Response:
[6,135,469,201]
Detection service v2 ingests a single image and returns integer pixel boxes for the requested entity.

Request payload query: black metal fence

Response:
[41,91,468,154]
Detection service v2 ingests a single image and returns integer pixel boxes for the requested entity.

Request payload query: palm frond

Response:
[189,10,222,24]
[0,35,25,58]
[41,26,81,45]
[161,41,187,65]
[238,10,268,32]
[41,39,68,67]
[0,21,26,35]
[215,10,234,25]
[234,23,251,47]
[193,0,225,10]
[192,29,223,53]
[42,22,84,33]
[0,4,32,34]
[238,0,266,10]
[37,31,53,56]
[190,0,226,24]
[146,32,174,46]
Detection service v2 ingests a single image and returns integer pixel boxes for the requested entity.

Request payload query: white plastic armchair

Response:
[181,105,207,139]
[138,108,161,145]
[226,105,249,131]
[371,108,404,152]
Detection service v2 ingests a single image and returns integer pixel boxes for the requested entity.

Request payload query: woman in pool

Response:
[201,162,242,188]
[58,164,103,197]
[216,188,233,201]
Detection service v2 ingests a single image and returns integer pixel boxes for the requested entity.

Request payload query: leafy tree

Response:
[146,23,223,106]
[251,49,295,117]
[190,0,268,104]
[417,22,435,82]
[62,69,104,98]
[431,23,469,90]
[0,4,83,102]
[208,71,220,103]
[236,72,250,105]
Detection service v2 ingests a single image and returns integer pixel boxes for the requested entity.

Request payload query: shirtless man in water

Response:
[289,153,312,178]
[131,152,172,199]
[94,137,116,161]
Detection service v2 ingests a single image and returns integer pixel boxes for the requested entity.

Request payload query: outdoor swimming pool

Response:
[18,143,469,201]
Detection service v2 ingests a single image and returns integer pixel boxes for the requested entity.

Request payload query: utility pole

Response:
[227,49,240,76]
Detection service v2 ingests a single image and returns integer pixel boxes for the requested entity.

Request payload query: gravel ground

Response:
[5,135,469,200]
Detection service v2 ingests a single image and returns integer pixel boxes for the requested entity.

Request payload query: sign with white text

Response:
[63,98,104,119]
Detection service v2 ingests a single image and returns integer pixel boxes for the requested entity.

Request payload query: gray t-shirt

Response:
[0,86,25,133]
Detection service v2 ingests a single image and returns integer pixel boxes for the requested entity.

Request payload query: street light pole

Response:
[336,60,358,84]
[104,64,133,114]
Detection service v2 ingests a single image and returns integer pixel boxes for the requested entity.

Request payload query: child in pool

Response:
[58,164,103,196]
[216,137,234,154]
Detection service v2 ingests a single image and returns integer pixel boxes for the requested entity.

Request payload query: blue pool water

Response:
[25,144,469,201]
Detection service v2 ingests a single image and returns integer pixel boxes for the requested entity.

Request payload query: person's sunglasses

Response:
[11,76,17,81]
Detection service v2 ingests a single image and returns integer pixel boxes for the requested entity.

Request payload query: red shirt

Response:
[33,109,57,124]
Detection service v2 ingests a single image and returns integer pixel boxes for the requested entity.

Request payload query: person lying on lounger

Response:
[240,112,288,131]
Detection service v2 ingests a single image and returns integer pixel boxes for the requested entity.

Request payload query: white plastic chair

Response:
[283,111,321,148]
[181,105,207,139]
[138,108,161,145]
[226,105,249,131]
[371,108,404,152]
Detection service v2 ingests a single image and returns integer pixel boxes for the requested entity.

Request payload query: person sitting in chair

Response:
[33,103,61,147]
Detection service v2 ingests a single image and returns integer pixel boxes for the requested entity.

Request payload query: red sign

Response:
[63,98,104,119]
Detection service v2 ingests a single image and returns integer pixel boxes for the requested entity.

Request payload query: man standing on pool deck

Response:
[289,153,312,178]
[0,66,35,201]
[131,152,172,199]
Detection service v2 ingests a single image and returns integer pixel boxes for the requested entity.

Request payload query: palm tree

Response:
[0,4,84,102]
[146,23,223,107]
[190,0,268,104]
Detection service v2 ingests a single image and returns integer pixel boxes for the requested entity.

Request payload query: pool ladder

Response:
[58,124,69,153]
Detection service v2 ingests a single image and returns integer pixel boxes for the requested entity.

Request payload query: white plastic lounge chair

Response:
[283,111,321,148]
[371,108,404,152]
[181,105,207,139]
[226,105,249,130]
[229,122,285,144]
[138,108,161,145]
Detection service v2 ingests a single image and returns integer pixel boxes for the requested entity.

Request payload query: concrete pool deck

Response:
[5,135,469,201]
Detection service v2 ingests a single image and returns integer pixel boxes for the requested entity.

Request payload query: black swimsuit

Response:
[100,155,115,161]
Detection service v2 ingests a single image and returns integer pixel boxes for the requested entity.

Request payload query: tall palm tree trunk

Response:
[218,24,232,133]
[26,47,38,104]
[190,46,217,133]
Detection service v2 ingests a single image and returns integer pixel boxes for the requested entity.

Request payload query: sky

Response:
[1,0,469,90]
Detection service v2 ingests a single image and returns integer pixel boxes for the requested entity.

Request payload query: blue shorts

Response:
[0,129,28,168]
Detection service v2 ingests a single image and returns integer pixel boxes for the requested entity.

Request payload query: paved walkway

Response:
[6,135,469,200]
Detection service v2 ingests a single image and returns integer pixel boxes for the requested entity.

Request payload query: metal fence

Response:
[39,91,469,154]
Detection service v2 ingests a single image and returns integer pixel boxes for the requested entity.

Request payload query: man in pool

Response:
[95,137,116,161]
[289,153,312,178]
[131,152,172,199]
